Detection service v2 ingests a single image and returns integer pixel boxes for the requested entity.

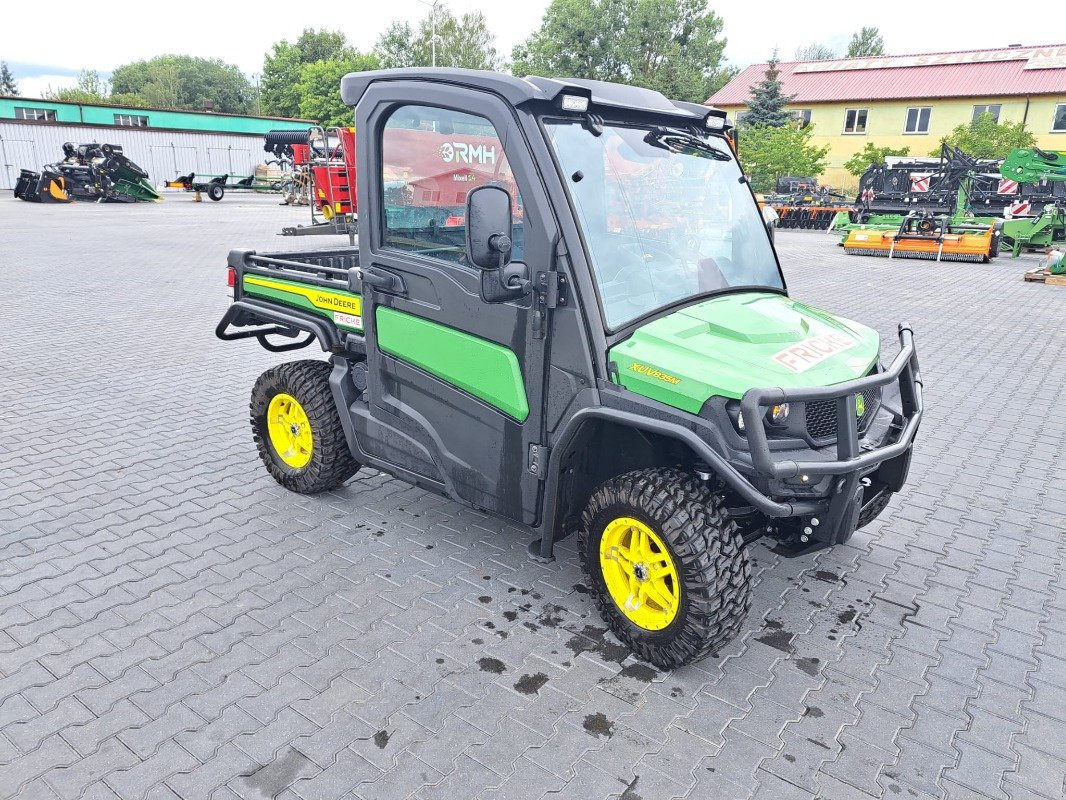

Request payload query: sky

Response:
[1,0,1059,98]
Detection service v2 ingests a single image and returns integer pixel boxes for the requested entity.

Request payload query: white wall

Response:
[0,123,269,190]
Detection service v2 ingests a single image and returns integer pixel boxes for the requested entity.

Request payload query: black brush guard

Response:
[739,324,923,548]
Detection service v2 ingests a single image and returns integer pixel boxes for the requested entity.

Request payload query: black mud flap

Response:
[876,447,913,493]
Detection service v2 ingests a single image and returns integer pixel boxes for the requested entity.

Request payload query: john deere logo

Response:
[855,395,866,416]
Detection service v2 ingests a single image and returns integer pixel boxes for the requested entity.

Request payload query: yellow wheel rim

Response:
[266,393,313,469]
[599,517,680,631]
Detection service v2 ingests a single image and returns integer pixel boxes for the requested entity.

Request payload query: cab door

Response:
[352,84,554,524]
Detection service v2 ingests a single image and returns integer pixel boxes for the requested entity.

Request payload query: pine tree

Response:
[742,52,792,127]
[0,61,19,96]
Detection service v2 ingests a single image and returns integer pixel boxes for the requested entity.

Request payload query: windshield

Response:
[545,121,783,329]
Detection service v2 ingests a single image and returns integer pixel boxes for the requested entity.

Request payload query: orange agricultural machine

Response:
[841,211,1000,262]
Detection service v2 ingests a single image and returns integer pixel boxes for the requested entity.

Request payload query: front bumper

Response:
[738,323,923,546]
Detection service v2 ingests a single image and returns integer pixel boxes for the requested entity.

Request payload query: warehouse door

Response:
[150,144,198,182]
[0,137,40,190]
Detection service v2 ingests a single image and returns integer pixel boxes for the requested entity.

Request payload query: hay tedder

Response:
[14,142,159,203]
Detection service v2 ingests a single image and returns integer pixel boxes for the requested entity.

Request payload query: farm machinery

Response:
[265,127,357,236]
[165,172,286,201]
[760,176,851,230]
[835,147,1065,260]
[14,142,159,203]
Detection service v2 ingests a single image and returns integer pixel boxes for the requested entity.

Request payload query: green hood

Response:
[609,292,880,414]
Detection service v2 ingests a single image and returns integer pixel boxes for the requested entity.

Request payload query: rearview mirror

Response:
[466,185,513,270]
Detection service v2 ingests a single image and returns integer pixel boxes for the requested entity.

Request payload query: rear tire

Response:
[208,183,224,201]
[250,360,359,494]
[579,468,751,669]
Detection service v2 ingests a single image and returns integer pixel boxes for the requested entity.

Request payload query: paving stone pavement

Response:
[1,194,1064,800]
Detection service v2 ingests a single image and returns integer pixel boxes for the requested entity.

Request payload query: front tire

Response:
[579,468,751,669]
[250,360,359,494]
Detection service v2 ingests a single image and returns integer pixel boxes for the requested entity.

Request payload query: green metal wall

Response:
[0,98,311,134]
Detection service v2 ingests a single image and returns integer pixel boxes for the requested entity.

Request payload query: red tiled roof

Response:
[708,44,1066,106]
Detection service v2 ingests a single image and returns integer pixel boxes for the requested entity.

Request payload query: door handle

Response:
[358,266,406,295]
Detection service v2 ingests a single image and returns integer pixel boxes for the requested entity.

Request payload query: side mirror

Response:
[466,185,513,270]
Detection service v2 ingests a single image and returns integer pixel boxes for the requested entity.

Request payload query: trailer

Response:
[165,172,286,201]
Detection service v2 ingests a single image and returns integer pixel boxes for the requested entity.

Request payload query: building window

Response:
[1053,104,1066,133]
[904,107,931,134]
[843,108,868,134]
[114,114,149,127]
[972,104,1001,123]
[14,107,56,122]
[792,109,812,129]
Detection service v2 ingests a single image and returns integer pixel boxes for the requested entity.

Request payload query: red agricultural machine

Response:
[271,124,518,241]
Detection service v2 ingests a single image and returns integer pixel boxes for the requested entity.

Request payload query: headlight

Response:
[770,403,790,424]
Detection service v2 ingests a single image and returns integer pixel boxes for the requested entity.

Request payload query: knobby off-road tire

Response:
[857,489,893,530]
[250,360,359,494]
[579,468,751,669]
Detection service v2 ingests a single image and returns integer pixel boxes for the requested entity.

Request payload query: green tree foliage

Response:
[739,124,830,193]
[741,53,792,127]
[0,61,18,95]
[110,55,252,113]
[844,142,910,176]
[512,0,733,104]
[296,52,381,126]
[930,112,1036,160]
[375,6,501,70]
[261,29,351,117]
[846,27,885,57]
[45,70,109,103]
[794,44,836,61]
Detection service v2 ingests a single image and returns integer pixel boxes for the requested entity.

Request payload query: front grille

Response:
[804,388,879,440]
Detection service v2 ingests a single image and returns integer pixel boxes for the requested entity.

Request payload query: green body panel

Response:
[609,292,881,414]
[376,307,529,422]
[240,275,364,330]
[0,98,310,134]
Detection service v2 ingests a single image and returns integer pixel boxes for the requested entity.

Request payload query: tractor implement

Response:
[842,212,999,262]
[13,168,70,202]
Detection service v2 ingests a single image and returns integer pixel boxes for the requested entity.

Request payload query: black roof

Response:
[339,68,723,124]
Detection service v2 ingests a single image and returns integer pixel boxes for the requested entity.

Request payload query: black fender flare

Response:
[534,406,821,560]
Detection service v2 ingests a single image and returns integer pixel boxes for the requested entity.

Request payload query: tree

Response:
[46,70,109,104]
[0,61,18,95]
[930,112,1036,160]
[261,29,351,117]
[741,52,792,127]
[794,44,836,61]
[739,124,830,193]
[110,55,253,113]
[374,6,501,70]
[846,27,885,57]
[844,142,910,176]
[512,0,734,104]
[296,52,381,126]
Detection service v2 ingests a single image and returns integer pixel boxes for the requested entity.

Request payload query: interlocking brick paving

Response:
[1,195,1063,799]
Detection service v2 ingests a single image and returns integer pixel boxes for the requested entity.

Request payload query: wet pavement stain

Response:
[477,657,506,674]
[813,570,841,583]
[373,729,390,748]
[754,629,795,653]
[573,583,590,594]
[478,596,492,604]
[804,705,824,718]
[838,607,858,624]
[235,747,314,799]
[619,663,658,682]
[514,672,549,695]
[795,657,821,676]
[503,610,518,622]
[583,712,614,738]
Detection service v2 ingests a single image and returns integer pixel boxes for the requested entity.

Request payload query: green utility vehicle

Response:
[217,69,923,668]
